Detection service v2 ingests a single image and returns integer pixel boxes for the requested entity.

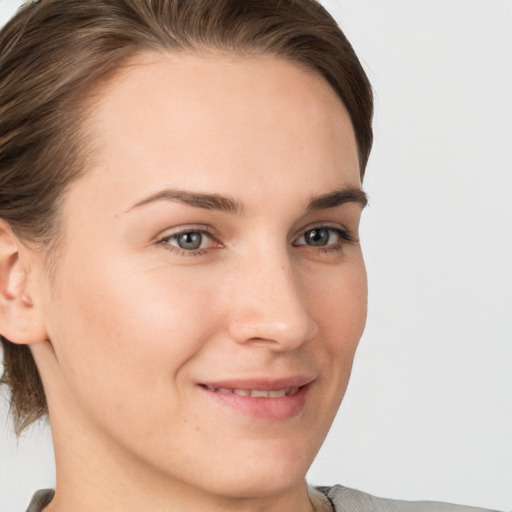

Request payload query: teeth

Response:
[250,389,272,398]
[206,386,300,397]
[267,389,287,398]
[233,388,251,396]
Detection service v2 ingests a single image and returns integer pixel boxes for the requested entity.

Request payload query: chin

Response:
[196,438,316,499]
[211,468,307,500]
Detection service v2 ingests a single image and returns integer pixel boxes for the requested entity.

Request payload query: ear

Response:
[0,220,48,345]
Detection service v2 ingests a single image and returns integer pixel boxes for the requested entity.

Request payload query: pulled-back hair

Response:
[0,0,373,434]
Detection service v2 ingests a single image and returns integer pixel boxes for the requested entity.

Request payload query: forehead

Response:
[76,51,360,210]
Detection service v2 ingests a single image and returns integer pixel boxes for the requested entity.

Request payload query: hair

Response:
[0,0,373,434]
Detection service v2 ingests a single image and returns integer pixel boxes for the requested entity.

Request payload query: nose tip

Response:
[227,265,319,350]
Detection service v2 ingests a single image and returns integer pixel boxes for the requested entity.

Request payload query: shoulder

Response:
[26,487,502,512]
[317,485,501,512]
[26,490,54,512]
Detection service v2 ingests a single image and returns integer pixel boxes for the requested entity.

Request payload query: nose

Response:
[226,250,319,351]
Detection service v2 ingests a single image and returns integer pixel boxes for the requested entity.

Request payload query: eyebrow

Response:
[306,186,368,211]
[128,189,244,214]
[126,185,367,215]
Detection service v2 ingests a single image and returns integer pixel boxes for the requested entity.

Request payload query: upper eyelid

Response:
[291,222,349,240]
[293,226,343,242]
[157,228,221,255]
[156,225,219,242]
[154,222,355,246]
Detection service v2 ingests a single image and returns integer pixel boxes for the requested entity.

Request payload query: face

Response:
[34,53,367,502]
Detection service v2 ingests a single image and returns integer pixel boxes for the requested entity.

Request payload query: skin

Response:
[3,53,367,512]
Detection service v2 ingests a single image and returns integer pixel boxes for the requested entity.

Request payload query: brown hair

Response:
[0,0,373,434]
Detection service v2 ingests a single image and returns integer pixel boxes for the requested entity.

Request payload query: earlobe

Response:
[0,220,48,345]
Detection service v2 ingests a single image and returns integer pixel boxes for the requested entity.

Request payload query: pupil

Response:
[306,229,329,246]
[178,232,202,250]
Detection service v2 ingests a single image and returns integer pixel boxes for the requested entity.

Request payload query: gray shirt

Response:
[319,486,500,512]
[26,486,500,512]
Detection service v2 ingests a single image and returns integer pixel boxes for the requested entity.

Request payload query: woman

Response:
[0,1,500,511]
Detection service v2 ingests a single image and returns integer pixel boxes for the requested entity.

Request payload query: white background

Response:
[1,0,511,511]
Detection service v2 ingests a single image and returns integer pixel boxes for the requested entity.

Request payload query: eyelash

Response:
[157,225,358,257]
[293,226,358,254]
[157,227,220,257]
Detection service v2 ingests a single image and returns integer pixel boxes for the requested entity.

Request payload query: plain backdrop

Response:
[1,0,511,511]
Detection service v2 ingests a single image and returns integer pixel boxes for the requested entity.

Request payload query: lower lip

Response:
[199,384,311,421]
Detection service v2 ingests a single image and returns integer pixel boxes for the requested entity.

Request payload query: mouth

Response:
[203,385,301,398]
[198,378,313,420]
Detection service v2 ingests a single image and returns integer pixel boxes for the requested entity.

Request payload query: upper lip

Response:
[199,375,315,391]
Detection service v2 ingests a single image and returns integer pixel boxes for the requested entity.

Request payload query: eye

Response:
[293,226,355,249]
[159,229,217,252]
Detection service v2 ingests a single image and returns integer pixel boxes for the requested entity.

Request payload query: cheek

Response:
[45,258,220,414]
[308,256,367,349]
[304,255,367,407]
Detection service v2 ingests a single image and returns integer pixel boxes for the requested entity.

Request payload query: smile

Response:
[205,386,301,398]
[199,380,312,420]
